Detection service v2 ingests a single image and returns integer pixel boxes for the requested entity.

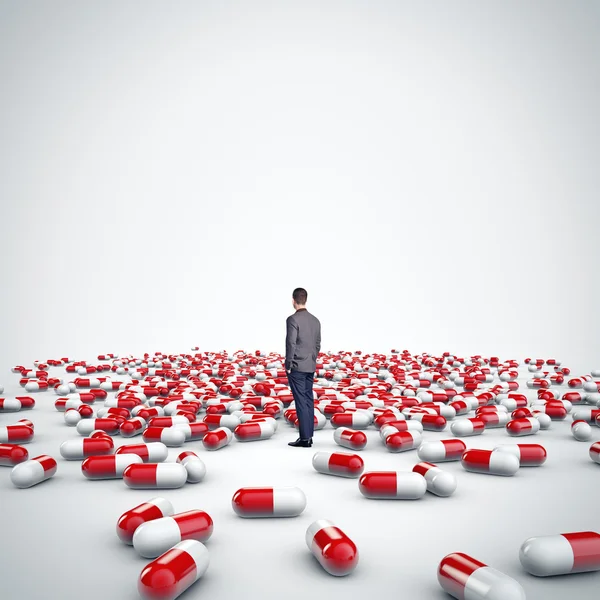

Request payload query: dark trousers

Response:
[287,370,315,440]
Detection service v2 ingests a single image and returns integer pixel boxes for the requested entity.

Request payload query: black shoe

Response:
[288,438,312,447]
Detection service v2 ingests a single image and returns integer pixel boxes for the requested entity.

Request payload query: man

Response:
[285,287,321,448]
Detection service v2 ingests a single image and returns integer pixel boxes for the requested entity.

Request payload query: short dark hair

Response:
[293,288,307,305]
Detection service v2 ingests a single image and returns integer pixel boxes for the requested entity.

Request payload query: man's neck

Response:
[296,307,307,311]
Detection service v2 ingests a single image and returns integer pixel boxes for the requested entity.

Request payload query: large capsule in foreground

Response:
[461,449,519,476]
[232,486,306,517]
[519,531,600,576]
[138,539,209,600]
[312,451,364,478]
[438,552,525,599]
[133,510,214,558]
[306,519,358,576]
[358,471,426,499]
[116,497,175,544]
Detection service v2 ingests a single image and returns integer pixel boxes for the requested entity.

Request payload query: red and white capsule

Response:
[82,454,142,479]
[176,451,206,483]
[116,442,168,463]
[450,418,485,437]
[142,426,186,447]
[358,471,427,499]
[11,455,57,488]
[590,442,600,464]
[202,427,232,451]
[0,397,35,411]
[438,552,525,600]
[76,418,120,436]
[133,509,214,558]
[571,420,593,441]
[117,497,175,544]
[120,417,146,438]
[330,412,371,429]
[520,531,600,576]
[461,449,520,475]
[306,520,359,576]
[312,451,364,478]
[0,424,34,443]
[417,439,466,462]
[174,421,209,441]
[506,417,540,436]
[493,444,547,466]
[233,421,275,441]
[412,462,457,497]
[0,443,29,466]
[381,427,422,452]
[232,486,306,517]
[60,437,114,460]
[333,427,367,450]
[138,540,209,600]
[123,463,188,489]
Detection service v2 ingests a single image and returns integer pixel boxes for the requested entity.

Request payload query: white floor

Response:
[0,358,598,600]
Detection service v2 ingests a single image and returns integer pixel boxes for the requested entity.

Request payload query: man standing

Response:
[285,287,321,448]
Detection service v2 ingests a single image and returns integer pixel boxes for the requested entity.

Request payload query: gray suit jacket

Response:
[285,308,321,372]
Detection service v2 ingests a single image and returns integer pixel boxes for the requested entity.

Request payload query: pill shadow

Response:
[521,569,600,582]
[296,548,354,579]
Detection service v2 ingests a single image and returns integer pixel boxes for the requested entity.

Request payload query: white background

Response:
[1,0,599,376]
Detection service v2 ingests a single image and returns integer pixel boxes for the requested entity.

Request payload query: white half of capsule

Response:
[273,487,307,516]
[469,450,520,476]
[418,465,457,497]
[450,419,482,437]
[154,427,186,447]
[133,516,184,558]
[394,472,427,499]
[519,535,577,576]
[179,455,206,483]
[460,565,527,600]
[417,441,461,462]
[10,460,55,488]
[571,421,592,441]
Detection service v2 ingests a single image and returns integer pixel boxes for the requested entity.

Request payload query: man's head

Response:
[292,287,307,310]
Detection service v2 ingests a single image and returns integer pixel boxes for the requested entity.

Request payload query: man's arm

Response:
[316,321,321,356]
[285,317,298,371]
